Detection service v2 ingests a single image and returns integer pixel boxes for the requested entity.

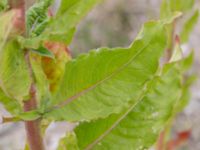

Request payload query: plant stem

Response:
[24,84,45,150]
[8,0,45,150]
[166,21,176,61]
[23,47,45,150]
[8,0,25,9]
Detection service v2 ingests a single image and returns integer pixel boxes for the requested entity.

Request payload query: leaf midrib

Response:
[83,77,156,150]
[54,38,154,108]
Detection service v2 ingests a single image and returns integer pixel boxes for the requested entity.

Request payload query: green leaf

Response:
[29,53,51,110]
[174,76,192,114]
[0,88,21,115]
[31,47,55,59]
[73,62,183,150]
[26,0,53,36]
[180,51,194,71]
[160,0,194,19]
[169,0,194,12]
[180,10,199,43]
[43,20,167,122]
[160,0,172,19]
[24,143,30,150]
[21,0,101,49]
[0,0,7,12]
[18,110,41,121]
[56,0,81,16]
[42,0,101,42]
[57,132,79,150]
[172,52,194,114]
[0,11,24,115]
[170,36,183,62]
[0,11,15,52]
[0,40,31,101]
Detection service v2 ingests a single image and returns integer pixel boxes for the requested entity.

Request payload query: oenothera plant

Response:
[0,0,197,150]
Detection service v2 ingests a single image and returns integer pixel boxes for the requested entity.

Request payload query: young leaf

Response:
[180,10,199,43]
[41,0,102,43]
[31,47,55,59]
[73,62,184,150]
[0,40,31,101]
[26,0,53,37]
[43,20,167,122]
[21,0,101,49]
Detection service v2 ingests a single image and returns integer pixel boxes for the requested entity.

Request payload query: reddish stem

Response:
[8,0,25,9]
[8,1,45,150]
[9,0,26,33]
[156,131,166,150]
[24,85,45,150]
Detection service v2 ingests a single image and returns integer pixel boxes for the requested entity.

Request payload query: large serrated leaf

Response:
[73,61,184,150]
[42,20,167,122]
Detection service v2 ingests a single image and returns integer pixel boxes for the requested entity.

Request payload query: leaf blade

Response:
[180,10,199,43]
[0,40,31,101]
[0,88,21,115]
[74,62,184,150]
[43,20,167,122]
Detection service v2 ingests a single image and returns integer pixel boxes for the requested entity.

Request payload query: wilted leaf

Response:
[41,41,71,93]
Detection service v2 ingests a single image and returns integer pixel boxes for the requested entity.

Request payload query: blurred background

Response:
[0,0,200,149]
